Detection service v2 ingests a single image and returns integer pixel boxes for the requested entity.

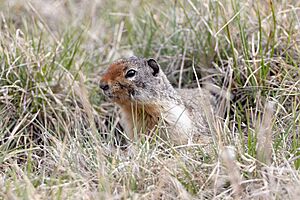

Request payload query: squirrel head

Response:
[100,56,173,104]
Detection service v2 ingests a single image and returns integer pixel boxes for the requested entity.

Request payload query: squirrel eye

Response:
[125,69,136,78]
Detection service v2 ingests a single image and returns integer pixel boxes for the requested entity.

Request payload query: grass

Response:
[0,0,299,199]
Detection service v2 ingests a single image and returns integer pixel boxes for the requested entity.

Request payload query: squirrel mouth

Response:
[102,89,136,102]
[103,92,129,102]
[129,90,135,100]
[102,91,114,99]
[105,94,114,99]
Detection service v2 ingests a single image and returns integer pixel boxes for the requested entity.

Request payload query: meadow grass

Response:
[0,0,299,199]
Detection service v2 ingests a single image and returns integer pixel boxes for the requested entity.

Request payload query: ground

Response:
[0,0,299,199]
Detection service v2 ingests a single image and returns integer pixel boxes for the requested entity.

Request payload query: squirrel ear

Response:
[146,58,160,76]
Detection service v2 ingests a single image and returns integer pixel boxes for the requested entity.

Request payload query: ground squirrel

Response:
[100,56,213,145]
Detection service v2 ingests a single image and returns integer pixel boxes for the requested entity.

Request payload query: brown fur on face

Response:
[100,61,135,104]
[101,62,126,83]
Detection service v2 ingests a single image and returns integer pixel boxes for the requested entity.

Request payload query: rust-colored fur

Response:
[101,62,126,83]
[120,102,161,139]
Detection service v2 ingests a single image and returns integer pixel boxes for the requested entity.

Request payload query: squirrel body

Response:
[100,56,211,144]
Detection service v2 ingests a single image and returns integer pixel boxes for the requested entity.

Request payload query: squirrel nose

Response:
[100,83,109,91]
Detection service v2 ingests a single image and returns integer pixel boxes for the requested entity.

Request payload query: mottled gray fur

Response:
[119,56,182,104]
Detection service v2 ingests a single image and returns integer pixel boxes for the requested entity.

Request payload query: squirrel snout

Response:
[100,83,109,91]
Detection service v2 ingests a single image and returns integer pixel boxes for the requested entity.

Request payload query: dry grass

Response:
[0,0,299,199]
